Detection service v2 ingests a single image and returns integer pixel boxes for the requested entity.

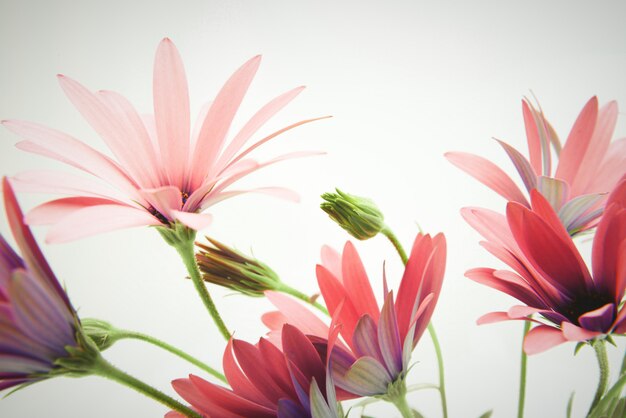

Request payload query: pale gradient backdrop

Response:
[1,1,626,417]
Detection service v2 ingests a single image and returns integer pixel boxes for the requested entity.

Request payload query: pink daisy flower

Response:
[465,178,626,354]
[446,97,625,235]
[3,38,325,243]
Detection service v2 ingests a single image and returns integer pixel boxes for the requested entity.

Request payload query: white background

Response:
[1,1,626,417]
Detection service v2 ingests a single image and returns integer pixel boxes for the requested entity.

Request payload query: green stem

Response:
[117,330,227,383]
[92,355,202,418]
[588,340,610,416]
[518,320,531,418]
[380,225,448,418]
[278,284,329,315]
[174,239,231,341]
[381,225,408,264]
[620,346,626,377]
[428,323,448,418]
[391,393,415,418]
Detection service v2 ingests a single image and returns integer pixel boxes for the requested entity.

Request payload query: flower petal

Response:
[172,211,213,232]
[189,55,261,190]
[445,151,529,205]
[523,325,567,355]
[153,38,190,189]
[341,242,379,322]
[45,204,161,243]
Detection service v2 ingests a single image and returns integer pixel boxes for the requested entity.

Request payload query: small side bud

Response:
[320,188,384,240]
[196,237,281,297]
[81,318,124,351]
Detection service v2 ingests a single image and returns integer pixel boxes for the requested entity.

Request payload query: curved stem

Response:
[118,330,227,383]
[588,340,610,416]
[380,225,448,418]
[174,239,231,340]
[518,320,531,418]
[92,355,201,418]
[278,284,329,315]
[428,322,448,418]
[381,225,408,265]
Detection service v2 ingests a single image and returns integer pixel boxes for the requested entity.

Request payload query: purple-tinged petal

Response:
[336,356,391,396]
[536,176,569,212]
[558,193,605,233]
[495,139,537,192]
[352,315,384,366]
[377,292,402,378]
[578,303,615,333]
[277,398,309,418]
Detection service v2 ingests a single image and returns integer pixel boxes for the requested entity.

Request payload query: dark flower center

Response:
[148,191,190,224]
[559,291,613,327]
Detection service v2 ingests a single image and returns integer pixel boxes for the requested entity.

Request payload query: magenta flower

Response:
[464,178,626,354]
[0,178,79,390]
[169,324,341,418]
[446,97,626,235]
[263,232,446,396]
[4,38,324,243]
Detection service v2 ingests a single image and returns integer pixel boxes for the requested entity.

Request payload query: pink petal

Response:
[320,245,343,283]
[153,38,190,189]
[571,100,618,196]
[189,55,261,190]
[190,375,275,417]
[140,186,182,221]
[231,339,286,404]
[214,86,305,173]
[316,264,361,347]
[522,99,543,175]
[377,292,402,377]
[12,170,130,203]
[97,90,164,188]
[222,339,273,408]
[561,322,601,342]
[4,120,140,199]
[592,179,626,299]
[465,268,546,308]
[56,75,159,189]
[507,200,590,297]
[219,117,331,175]
[523,325,567,355]
[587,138,626,194]
[45,204,161,243]
[477,311,511,325]
[445,151,529,205]
[25,197,120,225]
[555,97,598,186]
[172,211,213,231]
[261,310,288,332]
[342,242,380,321]
[264,291,329,340]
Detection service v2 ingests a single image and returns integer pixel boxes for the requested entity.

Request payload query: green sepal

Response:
[155,222,197,248]
[588,373,626,418]
[478,410,493,418]
[566,392,574,418]
[320,188,384,240]
[574,342,586,355]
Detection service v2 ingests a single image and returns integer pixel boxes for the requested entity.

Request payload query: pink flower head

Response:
[263,232,446,396]
[446,97,625,235]
[4,38,325,243]
[170,324,341,418]
[0,178,79,391]
[465,178,626,354]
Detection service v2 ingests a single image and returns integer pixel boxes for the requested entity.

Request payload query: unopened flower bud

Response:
[320,188,385,240]
[81,318,124,351]
[196,237,281,297]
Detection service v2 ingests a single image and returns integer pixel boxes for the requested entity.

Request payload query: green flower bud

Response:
[195,237,282,297]
[320,188,385,240]
[81,318,124,351]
